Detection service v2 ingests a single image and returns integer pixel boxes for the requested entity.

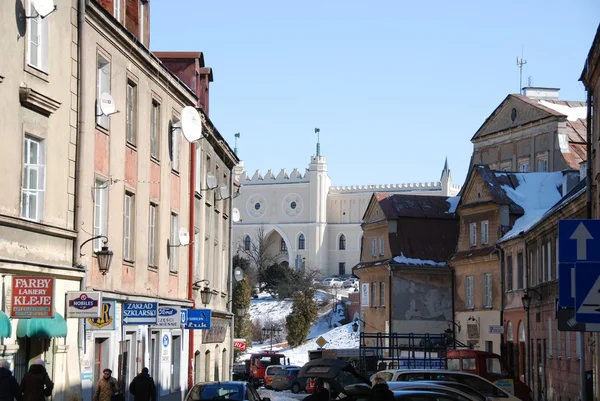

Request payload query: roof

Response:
[376,193,460,220]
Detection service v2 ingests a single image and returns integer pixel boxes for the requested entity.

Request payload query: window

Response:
[580,162,588,180]
[21,136,45,221]
[546,241,552,281]
[171,115,180,172]
[548,317,553,357]
[371,282,377,307]
[380,282,385,307]
[466,276,474,309]
[338,262,345,276]
[27,0,48,72]
[517,252,524,289]
[500,161,511,171]
[557,327,562,358]
[518,158,530,172]
[194,230,200,278]
[96,54,111,128]
[150,101,160,159]
[114,0,121,20]
[170,213,179,272]
[280,238,287,252]
[339,234,346,250]
[194,144,201,192]
[379,237,384,255]
[126,82,137,145]
[148,204,157,267]
[298,234,305,250]
[244,235,251,251]
[371,238,376,257]
[481,220,489,245]
[123,193,135,261]
[93,179,108,251]
[484,273,492,308]
[506,254,513,291]
[537,154,548,172]
[469,222,477,246]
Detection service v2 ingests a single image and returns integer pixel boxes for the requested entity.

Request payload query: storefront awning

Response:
[17,312,67,338]
[0,311,11,338]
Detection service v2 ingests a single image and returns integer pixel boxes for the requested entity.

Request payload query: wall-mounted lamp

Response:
[352,318,366,333]
[227,300,248,318]
[79,235,114,275]
[192,280,212,306]
[521,288,542,311]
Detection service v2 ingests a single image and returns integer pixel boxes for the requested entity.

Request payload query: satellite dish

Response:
[232,208,241,223]
[234,267,244,282]
[178,227,190,246]
[32,0,55,17]
[180,106,203,143]
[99,93,116,116]
[206,173,217,190]
[219,184,229,200]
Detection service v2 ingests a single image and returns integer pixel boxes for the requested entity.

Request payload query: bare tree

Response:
[237,226,277,287]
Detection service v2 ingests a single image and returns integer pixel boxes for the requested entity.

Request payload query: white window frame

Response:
[170,213,179,273]
[126,82,137,145]
[123,193,135,261]
[96,54,111,128]
[194,144,201,192]
[518,158,530,172]
[379,237,384,256]
[371,238,376,257]
[21,136,46,222]
[93,179,108,251]
[466,276,474,309]
[469,222,477,246]
[151,101,160,160]
[148,203,157,267]
[26,0,48,72]
[500,161,511,172]
[537,154,548,172]
[171,116,180,172]
[481,220,489,245]
[546,241,552,281]
[484,273,492,308]
[380,282,385,307]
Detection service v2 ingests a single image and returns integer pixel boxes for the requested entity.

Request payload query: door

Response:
[94,338,110,388]
[536,340,542,401]
[122,334,135,401]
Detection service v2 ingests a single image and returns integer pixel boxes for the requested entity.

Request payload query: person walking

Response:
[129,368,156,401]
[368,376,394,401]
[94,368,119,401]
[303,379,329,401]
[0,361,23,401]
[20,359,54,401]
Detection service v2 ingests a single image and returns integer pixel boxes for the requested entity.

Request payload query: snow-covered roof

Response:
[393,252,446,267]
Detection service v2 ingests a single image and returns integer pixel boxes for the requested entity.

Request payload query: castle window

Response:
[298,234,305,250]
[280,238,287,252]
[339,234,346,250]
[244,235,251,251]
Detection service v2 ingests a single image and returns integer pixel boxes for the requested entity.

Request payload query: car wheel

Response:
[291,383,301,394]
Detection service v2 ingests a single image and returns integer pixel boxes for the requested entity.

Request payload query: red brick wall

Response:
[125,0,139,38]
[97,0,114,14]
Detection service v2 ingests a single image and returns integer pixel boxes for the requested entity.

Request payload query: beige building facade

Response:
[0,0,83,400]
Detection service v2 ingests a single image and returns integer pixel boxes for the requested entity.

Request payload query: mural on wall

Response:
[393,276,452,321]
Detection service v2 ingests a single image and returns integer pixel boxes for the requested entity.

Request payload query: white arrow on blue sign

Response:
[184,309,211,330]
[122,302,157,325]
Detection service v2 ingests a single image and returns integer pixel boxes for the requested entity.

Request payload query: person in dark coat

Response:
[0,361,23,401]
[303,379,329,401]
[129,368,156,401]
[21,359,54,401]
[368,377,394,401]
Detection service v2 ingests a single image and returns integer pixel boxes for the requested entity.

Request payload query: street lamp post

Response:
[262,325,282,351]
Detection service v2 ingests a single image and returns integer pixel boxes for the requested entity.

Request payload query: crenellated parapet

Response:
[236,167,308,184]
[330,181,445,193]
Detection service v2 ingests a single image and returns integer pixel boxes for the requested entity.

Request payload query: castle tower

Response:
[305,150,331,272]
[440,157,453,196]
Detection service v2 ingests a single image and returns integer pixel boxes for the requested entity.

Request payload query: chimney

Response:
[522,87,560,100]
[562,170,580,196]
[198,67,213,116]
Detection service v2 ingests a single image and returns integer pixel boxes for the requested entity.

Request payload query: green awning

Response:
[17,312,67,338]
[0,311,12,338]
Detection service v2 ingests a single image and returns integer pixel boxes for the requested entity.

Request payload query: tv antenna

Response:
[516,46,527,95]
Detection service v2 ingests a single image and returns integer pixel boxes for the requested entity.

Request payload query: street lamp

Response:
[192,280,213,306]
[262,325,282,351]
[234,303,247,318]
[79,235,114,275]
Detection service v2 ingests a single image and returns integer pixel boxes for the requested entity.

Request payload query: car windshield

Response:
[187,384,242,400]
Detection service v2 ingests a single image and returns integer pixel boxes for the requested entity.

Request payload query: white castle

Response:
[232,150,461,277]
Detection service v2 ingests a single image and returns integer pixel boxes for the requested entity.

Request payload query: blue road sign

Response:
[575,262,600,323]
[122,302,157,325]
[184,309,211,330]
[559,220,600,264]
[181,309,188,325]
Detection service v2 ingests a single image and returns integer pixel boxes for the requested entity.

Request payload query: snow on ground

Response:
[258,389,305,400]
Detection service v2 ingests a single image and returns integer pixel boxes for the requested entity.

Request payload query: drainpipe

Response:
[228,172,235,380]
[495,245,505,357]
[187,138,196,389]
[524,239,531,387]
[582,89,592,401]
[388,265,392,348]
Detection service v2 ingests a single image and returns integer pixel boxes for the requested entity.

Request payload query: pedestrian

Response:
[129,368,156,401]
[94,368,119,401]
[368,376,394,401]
[303,378,329,401]
[0,360,23,401]
[20,359,53,401]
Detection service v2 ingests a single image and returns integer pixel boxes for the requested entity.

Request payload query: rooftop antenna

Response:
[315,128,320,156]
[234,132,240,156]
[516,45,527,95]
[528,76,532,87]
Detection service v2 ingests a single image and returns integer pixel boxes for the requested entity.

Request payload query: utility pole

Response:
[262,325,282,351]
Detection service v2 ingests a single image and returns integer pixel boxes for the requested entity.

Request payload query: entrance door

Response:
[94,338,110,388]
[122,334,135,401]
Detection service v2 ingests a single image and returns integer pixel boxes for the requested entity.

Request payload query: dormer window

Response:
[469,223,477,246]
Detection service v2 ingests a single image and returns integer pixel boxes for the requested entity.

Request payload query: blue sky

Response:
[150,1,599,187]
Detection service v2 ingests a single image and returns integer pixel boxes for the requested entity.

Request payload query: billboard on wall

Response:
[11,276,54,318]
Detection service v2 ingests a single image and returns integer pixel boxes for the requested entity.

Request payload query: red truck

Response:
[248,350,286,388]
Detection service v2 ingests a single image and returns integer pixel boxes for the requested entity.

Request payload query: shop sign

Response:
[11,276,54,318]
[66,291,102,318]
[87,301,116,330]
[233,339,246,352]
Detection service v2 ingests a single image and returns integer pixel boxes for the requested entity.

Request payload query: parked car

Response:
[392,390,470,401]
[322,278,343,288]
[385,381,486,401]
[184,381,271,401]
[342,278,359,288]
[271,366,307,393]
[264,365,284,389]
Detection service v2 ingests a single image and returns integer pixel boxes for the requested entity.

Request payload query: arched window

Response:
[280,238,287,252]
[298,234,305,250]
[506,321,514,342]
[244,235,251,251]
[339,234,346,250]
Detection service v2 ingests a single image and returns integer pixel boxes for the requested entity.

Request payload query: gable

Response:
[362,194,387,224]
[459,172,495,207]
[472,95,558,141]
